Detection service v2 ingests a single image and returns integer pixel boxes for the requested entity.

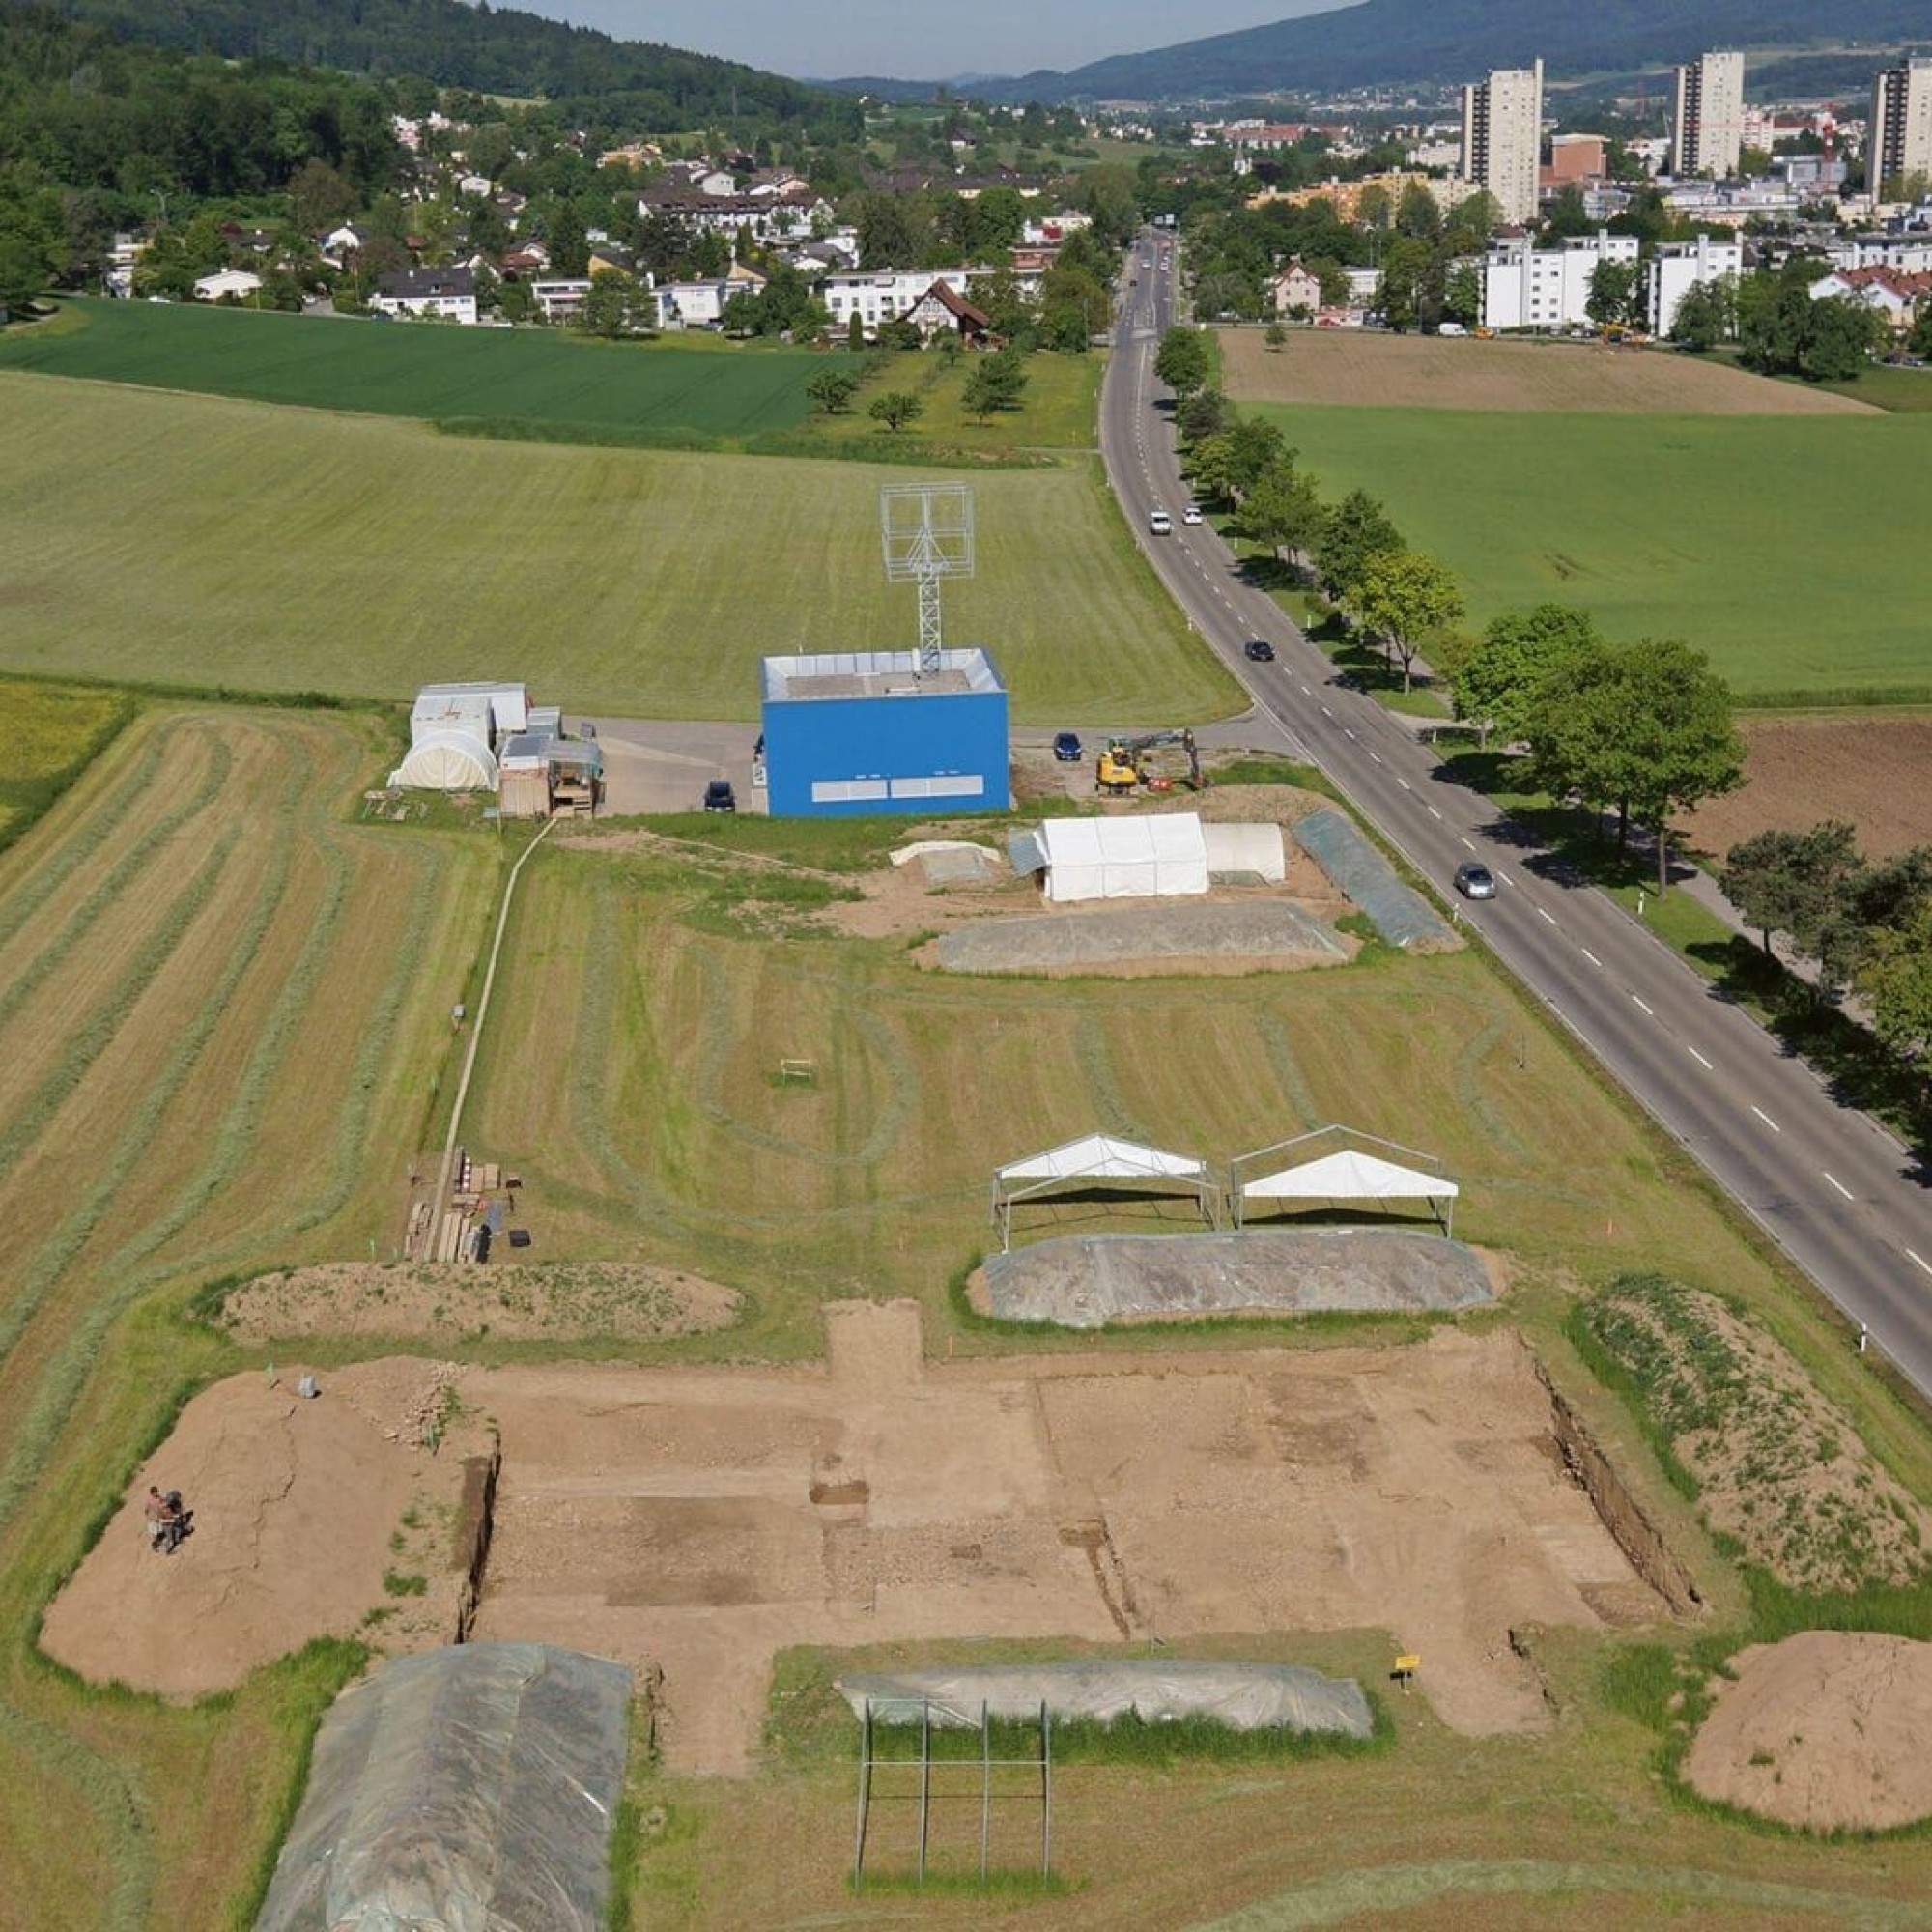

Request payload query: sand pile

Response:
[1685,1631,1932,1832]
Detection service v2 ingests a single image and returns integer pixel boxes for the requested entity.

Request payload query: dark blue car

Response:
[1052,732,1083,762]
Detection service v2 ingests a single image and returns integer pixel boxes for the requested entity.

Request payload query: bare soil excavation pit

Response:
[41,1360,484,1696]
[464,1304,1668,1774]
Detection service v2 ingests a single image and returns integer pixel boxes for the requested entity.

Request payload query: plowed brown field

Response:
[1219,327,1878,415]
[1682,715,1932,861]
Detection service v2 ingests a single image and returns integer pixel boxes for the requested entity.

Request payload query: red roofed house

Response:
[900,277,995,344]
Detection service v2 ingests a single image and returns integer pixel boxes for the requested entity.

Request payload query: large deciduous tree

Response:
[1719,821,1861,961]
[1453,603,1603,748]
[1154,325,1209,396]
[1526,637,1745,891]
[1316,490,1402,605]
[1355,549,1464,691]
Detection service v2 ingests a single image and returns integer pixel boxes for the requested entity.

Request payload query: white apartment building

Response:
[530,278,592,323]
[817,269,985,335]
[1671,50,1747,178]
[1461,60,1544,225]
[1478,230,1639,331]
[369,267,478,326]
[1645,235,1745,337]
[1870,57,1932,200]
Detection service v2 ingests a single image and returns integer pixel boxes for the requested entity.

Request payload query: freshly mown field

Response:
[0,373,1236,725]
[0,298,837,440]
[1267,403,1932,704]
[0,704,497,1928]
[1219,326,1877,416]
[462,825,1807,1350]
[0,678,133,848]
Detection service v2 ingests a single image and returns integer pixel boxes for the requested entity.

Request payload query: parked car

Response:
[1148,508,1173,535]
[1243,639,1275,662]
[703,779,737,813]
[1182,504,1204,526]
[1052,731,1083,763]
[1453,861,1497,900]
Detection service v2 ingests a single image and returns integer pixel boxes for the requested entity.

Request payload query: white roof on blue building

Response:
[762,649,1001,703]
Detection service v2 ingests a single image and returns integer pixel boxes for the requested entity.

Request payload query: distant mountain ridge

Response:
[40,0,851,128]
[940,0,1932,102]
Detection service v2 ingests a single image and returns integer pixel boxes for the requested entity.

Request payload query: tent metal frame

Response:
[988,1157,1220,1253]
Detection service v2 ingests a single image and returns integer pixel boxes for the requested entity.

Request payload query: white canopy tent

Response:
[990,1132,1218,1250]
[390,727,498,791]
[1232,1130,1459,1234]
[1009,815,1210,904]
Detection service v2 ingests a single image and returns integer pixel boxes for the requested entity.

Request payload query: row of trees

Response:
[1160,336,1747,893]
[1668,260,1927,377]
[1723,828,1932,1064]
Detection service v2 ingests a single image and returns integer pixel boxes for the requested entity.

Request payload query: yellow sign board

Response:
[1393,1654,1421,1674]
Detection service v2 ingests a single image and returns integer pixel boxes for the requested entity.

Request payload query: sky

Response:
[505,0,1344,83]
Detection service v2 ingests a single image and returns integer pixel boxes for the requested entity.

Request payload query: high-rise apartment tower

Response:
[1461,60,1544,224]
[1870,57,1932,199]
[1671,50,1747,178]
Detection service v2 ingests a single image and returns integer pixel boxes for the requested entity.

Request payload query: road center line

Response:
[1824,1172,1855,1201]
[1459,836,1475,851]
[1688,1046,1714,1069]
[1427,805,1442,819]
[1535,906,1556,925]
[1751,1106,1781,1133]
[1369,752,1382,764]
[1632,994,1654,1015]
[1581,948,1602,966]
[1344,727,1357,740]
[1910,1249,1932,1279]
[1321,704,1333,718]
[1396,777,1410,791]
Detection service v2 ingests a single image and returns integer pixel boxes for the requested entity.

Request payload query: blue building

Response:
[759,649,1009,818]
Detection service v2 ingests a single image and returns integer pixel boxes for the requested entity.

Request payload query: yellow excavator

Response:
[1095,729,1206,795]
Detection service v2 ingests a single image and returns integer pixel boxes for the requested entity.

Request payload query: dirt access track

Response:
[469,1304,1667,1774]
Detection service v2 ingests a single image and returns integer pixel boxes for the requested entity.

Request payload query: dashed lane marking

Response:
[1632,994,1654,1015]
[1751,1106,1782,1133]
[1824,1172,1855,1201]
[1910,1249,1932,1279]
[1535,906,1557,925]
[1688,1046,1714,1069]
[1581,948,1602,966]
[1459,836,1475,851]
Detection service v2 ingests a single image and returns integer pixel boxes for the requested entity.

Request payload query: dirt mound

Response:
[40,1360,482,1696]
[1581,1276,1932,1594]
[220,1261,740,1344]
[1685,1632,1932,1832]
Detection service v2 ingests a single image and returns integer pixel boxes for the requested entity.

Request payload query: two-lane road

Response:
[1100,232,1932,1398]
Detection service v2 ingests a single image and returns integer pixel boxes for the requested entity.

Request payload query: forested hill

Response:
[974,0,1932,101]
[43,0,857,131]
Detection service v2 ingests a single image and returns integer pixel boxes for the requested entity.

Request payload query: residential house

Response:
[653,279,731,328]
[900,278,994,344]
[586,241,638,278]
[1809,265,1932,333]
[318,223,370,267]
[370,265,479,324]
[1271,258,1323,316]
[500,242,551,278]
[456,173,493,198]
[531,278,592,323]
[192,269,263,302]
[819,269,985,336]
[1021,212,1093,245]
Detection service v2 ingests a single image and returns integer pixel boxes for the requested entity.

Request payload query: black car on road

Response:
[1243,639,1275,662]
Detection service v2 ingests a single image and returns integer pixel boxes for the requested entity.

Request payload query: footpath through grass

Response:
[1268,401,1932,706]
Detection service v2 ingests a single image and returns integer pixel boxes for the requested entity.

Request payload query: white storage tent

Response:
[990,1131,1218,1249]
[1203,822,1285,883]
[1010,814,1210,903]
[390,727,498,791]
[1233,1144,1459,1234]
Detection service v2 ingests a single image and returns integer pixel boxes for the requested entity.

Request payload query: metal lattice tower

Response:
[880,484,975,676]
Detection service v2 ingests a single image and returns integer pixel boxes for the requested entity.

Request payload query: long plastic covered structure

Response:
[256,1642,632,1932]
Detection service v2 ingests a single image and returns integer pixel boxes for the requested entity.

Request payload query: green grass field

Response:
[0,373,1237,724]
[1265,403,1932,704]
[0,298,842,440]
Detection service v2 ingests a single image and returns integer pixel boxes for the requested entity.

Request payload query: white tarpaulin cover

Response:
[998,1133,1207,1184]
[837,1662,1373,1737]
[1202,821,1285,882]
[1021,815,1210,903]
[1240,1147,1459,1201]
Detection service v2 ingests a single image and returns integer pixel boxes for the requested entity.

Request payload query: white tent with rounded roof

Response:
[990,1132,1218,1249]
[1231,1128,1459,1234]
